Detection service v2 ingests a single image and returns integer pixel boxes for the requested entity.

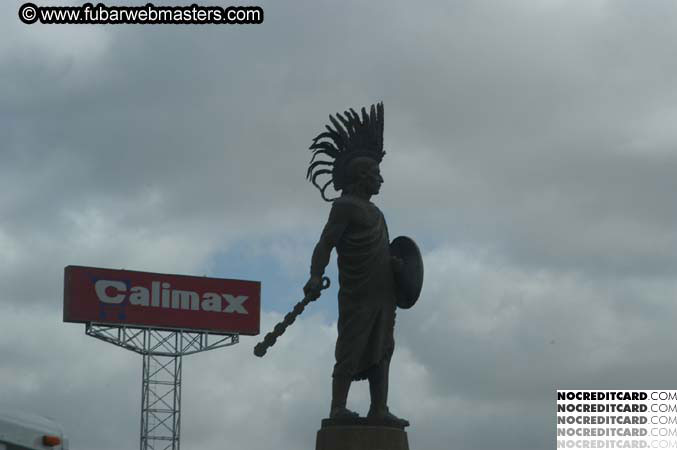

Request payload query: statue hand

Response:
[304,275,323,300]
[391,256,405,273]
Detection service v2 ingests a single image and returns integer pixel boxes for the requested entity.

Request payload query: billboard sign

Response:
[64,265,260,335]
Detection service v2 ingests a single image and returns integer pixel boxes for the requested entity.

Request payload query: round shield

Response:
[390,236,424,309]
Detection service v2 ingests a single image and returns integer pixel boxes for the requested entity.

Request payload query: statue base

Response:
[315,417,410,450]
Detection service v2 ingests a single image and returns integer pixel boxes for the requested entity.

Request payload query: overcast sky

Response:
[2,0,677,449]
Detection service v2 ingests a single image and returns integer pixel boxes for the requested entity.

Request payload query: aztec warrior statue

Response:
[304,102,423,427]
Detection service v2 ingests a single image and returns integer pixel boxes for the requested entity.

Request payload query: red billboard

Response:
[64,266,260,335]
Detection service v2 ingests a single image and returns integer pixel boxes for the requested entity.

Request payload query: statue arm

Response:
[310,202,351,276]
[305,201,352,295]
[310,241,332,278]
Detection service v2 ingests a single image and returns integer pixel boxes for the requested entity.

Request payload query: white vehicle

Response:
[0,410,68,450]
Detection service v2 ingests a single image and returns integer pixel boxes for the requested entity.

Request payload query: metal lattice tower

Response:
[86,323,239,450]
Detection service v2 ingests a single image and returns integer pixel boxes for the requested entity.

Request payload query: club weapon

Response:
[253,276,330,357]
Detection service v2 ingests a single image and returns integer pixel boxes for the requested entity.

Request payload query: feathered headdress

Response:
[306,102,385,201]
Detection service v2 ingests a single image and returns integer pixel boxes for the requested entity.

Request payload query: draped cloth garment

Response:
[328,196,397,381]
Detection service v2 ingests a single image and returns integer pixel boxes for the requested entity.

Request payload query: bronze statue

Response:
[303,103,418,427]
[253,103,423,435]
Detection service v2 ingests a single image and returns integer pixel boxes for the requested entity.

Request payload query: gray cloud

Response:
[2,0,677,449]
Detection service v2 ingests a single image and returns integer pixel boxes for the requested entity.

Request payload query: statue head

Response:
[306,103,385,201]
[343,157,383,197]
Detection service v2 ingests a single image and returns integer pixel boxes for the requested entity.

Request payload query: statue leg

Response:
[329,375,359,419]
[367,359,389,416]
[367,359,409,426]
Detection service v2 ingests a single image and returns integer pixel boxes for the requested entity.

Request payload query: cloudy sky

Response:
[2,0,677,448]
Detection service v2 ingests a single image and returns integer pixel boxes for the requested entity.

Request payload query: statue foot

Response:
[367,406,410,427]
[330,406,360,420]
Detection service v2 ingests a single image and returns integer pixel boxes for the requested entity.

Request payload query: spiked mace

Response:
[253,276,330,357]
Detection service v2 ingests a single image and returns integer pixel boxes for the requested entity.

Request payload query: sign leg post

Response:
[140,329,182,450]
[85,323,239,449]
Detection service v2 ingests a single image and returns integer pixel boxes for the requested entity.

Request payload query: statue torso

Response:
[333,196,395,303]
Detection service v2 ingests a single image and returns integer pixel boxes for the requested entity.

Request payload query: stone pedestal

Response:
[315,418,410,450]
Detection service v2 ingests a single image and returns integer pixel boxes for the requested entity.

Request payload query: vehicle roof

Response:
[0,409,65,447]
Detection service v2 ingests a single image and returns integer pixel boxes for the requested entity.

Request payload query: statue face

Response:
[364,163,383,195]
[345,157,383,196]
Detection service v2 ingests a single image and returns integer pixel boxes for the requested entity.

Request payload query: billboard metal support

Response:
[86,323,239,450]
